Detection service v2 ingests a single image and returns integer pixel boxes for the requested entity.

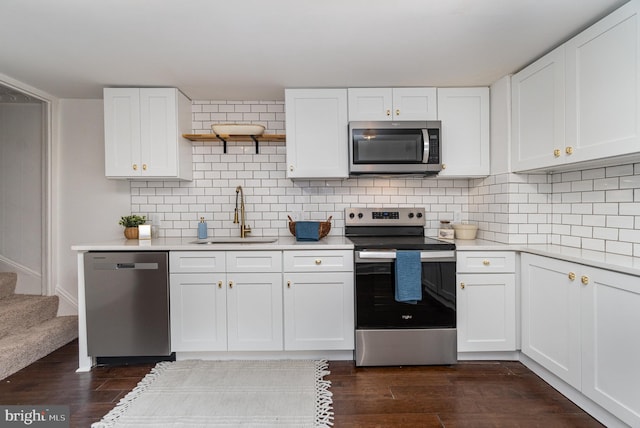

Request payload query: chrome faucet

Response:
[233,185,251,238]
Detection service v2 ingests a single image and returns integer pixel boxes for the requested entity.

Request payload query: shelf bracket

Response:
[213,134,228,153]
[250,135,259,154]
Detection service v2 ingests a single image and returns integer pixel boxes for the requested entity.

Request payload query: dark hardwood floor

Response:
[0,340,603,427]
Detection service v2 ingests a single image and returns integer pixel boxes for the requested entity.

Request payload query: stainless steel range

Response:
[345,207,457,366]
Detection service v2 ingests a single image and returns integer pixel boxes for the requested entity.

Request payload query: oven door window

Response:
[355,260,456,329]
[352,129,424,164]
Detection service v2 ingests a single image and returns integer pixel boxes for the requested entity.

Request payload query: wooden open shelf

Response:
[183,134,285,143]
[183,133,286,153]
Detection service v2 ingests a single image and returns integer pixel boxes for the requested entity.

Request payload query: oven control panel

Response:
[345,207,425,226]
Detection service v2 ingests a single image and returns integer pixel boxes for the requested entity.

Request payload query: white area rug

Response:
[92,360,333,427]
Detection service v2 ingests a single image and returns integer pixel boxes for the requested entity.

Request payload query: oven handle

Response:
[356,250,455,262]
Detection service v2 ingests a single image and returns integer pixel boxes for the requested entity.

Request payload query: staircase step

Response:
[0,295,59,339]
[0,273,17,300]
[0,315,78,380]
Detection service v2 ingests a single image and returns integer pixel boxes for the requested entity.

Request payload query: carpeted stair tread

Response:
[0,294,59,339]
[0,315,78,380]
[0,273,17,300]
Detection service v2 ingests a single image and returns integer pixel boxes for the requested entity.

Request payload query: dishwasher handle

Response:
[95,262,160,270]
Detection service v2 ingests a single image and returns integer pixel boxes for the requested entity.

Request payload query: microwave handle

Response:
[422,129,430,163]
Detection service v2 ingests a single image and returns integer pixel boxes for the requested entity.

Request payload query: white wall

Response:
[56,99,129,315]
[0,102,44,294]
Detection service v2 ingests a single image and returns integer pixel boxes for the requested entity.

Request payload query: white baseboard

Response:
[0,257,42,295]
[55,284,78,316]
[519,353,628,428]
[458,351,519,361]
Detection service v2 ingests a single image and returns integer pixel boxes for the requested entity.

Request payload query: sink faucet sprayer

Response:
[234,186,251,238]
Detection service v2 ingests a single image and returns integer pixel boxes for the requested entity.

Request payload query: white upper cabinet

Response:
[565,0,640,163]
[511,47,566,172]
[104,87,193,180]
[285,88,349,179]
[348,87,437,121]
[511,0,640,172]
[437,87,490,177]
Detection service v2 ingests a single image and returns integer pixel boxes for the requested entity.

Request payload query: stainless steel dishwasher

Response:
[84,252,171,361]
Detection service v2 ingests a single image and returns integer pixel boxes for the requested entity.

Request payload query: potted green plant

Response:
[119,215,147,239]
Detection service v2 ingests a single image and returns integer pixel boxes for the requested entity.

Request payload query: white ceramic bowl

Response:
[211,123,265,136]
[452,223,478,240]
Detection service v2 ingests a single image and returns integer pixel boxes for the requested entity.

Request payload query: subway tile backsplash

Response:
[130,100,640,257]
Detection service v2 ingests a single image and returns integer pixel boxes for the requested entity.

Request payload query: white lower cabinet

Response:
[581,267,640,427]
[283,250,354,351]
[521,254,581,388]
[170,251,283,352]
[170,252,227,351]
[456,251,516,353]
[521,253,640,427]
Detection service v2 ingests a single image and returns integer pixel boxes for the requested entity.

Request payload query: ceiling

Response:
[0,0,629,101]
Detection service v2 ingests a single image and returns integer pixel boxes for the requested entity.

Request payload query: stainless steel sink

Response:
[189,237,278,244]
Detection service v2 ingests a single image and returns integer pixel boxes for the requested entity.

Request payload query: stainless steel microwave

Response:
[348,120,442,175]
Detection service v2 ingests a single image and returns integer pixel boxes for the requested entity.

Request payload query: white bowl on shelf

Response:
[452,223,478,240]
[211,123,265,136]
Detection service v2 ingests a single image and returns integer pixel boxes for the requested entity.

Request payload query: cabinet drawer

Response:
[226,251,282,273]
[457,251,515,273]
[283,250,354,272]
[170,251,226,273]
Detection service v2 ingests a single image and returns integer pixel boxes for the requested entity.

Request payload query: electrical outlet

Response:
[291,211,304,221]
[453,211,462,223]
[151,213,162,226]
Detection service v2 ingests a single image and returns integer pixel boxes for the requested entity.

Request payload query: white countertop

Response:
[71,235,354,252]
[72,236,640,277]
[454,238,640,277]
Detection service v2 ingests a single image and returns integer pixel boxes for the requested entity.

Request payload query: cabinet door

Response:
[169,273,227,351]
[226,272,283,351]
[392,88,437,120]
[437,87,489,177]
[511,47,566,172]
[104,88,141,177]
[285,89,348,178]
[581,268,640,427]
[347,88,393,121]
[457,273,516,352]
[284,272,354,351]
[565,1,640,163]
[521,254,581,389]
[139,88,179,177]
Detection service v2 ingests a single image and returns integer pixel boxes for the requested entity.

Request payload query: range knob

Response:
[408,212,414,219]
[358,213,364,219]
[349,212,355,219]
[416,212,423,218]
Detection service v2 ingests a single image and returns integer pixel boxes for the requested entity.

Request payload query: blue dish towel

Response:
[295,221,320,241]
[395,250,422,304]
